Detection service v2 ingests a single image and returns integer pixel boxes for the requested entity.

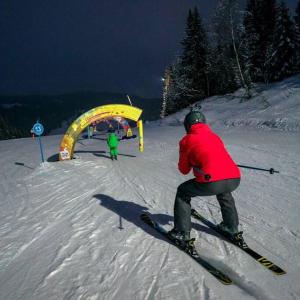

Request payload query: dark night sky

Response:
[0,0,298,98]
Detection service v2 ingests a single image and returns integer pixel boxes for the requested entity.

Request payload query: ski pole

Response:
[237,164,279,174]
[38,135,45,163]
[126,94,133,106]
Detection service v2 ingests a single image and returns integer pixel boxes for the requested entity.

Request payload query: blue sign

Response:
[32,122,44,136]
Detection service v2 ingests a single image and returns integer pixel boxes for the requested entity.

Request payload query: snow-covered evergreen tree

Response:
[160,62,184,117]
[160,79,168,119]
[210,0,252,98]
[270,1,298,81]
[208,44,237,95]
[160,67,172,118]
[294,2,300,72]
[243,0,258,80]
[210,1,237,94]
[244,0,277,83]
[178,8,209,105]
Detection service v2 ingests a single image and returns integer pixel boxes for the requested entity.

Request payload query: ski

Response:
[191,208,286,275]
[140,213,233,285]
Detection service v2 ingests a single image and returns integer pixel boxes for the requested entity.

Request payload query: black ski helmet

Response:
[183,106,206,133]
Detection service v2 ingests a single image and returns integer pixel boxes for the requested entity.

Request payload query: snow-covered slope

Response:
[156,74,300,131]
[0,75,300,299]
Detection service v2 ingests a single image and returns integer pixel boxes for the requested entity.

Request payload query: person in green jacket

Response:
[107,129,119,160]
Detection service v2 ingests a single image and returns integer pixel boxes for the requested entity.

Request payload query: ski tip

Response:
[222,279,233,285]
[213,273,233,285]
[273,270,287,276]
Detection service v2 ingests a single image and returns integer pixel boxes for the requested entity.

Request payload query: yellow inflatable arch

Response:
[59,104,144,161]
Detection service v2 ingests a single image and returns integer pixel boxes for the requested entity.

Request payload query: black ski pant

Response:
[173,178,240,234]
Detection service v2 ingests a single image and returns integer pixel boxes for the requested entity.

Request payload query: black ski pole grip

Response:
[269,168,279,174]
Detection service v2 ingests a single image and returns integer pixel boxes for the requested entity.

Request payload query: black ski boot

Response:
[167,229,195,254]
[231,232,247,248]
[216,222,233,238]
[216,222,247,248]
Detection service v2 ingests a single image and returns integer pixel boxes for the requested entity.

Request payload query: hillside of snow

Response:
[155,74,300,131]
[0,75,300,300]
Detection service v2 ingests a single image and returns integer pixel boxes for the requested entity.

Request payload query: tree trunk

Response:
[230,10,252,99]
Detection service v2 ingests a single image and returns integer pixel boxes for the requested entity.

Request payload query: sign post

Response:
[32,121,45,163]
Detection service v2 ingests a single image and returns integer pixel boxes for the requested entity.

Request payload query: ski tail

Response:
[191,208,286,275]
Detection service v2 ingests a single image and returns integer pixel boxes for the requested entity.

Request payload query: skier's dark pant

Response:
[174,178,240,235]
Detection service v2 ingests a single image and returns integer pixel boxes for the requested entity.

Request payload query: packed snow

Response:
[0,75,300,300]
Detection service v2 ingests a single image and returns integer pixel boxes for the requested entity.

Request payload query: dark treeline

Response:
[0,92,161,140]
[161,0,300,117]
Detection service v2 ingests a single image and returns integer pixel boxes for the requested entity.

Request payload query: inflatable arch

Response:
[59,104,143,161]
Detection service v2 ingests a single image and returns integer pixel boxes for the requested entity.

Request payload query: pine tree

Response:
[243,0,258,79]
[294,2,300,72]
[179,8,209,105]
[209,1,236,94]
[212,0,251,98]
[208,44,237,94]
[161,64,179,117]
[161,60,188,115]
[270,1,298,81]
[244,0,277,83]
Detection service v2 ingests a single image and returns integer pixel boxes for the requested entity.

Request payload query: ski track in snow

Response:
[1,77,300,299]
[0,128,298,300]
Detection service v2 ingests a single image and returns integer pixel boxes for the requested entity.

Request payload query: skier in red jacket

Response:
[168,107,244,246]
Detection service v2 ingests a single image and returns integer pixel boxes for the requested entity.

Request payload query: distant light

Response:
[161,77,165,82]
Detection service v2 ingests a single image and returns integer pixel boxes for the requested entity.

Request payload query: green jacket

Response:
[107,133,119,148]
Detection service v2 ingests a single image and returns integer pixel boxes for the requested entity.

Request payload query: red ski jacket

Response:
[178,123,241,183]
